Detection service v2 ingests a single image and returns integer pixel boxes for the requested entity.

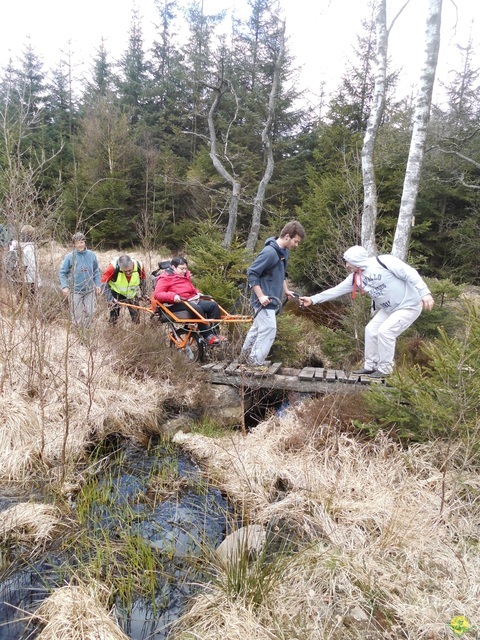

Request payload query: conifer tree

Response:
[84,39,113,101]
[117,7,149,125]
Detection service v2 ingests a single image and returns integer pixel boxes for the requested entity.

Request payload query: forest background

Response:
[2,2,480,636]
[1,0,479,295]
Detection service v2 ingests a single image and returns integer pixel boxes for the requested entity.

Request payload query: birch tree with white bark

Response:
[360,0,388,256]
[361,0,411,255]
[391,0,443,260]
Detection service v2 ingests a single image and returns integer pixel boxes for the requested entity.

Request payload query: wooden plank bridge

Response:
[202,361,385,394]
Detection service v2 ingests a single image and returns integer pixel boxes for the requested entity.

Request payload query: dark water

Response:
[0,436,233,640]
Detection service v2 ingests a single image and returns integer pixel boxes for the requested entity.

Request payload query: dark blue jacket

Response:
[247,237,288,310]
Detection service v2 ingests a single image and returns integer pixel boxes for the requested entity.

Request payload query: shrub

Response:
[303,297,369,370]
[185,221,251,310]
[365,302,480,444]
[315,324,358,369]
[271,312,310,367]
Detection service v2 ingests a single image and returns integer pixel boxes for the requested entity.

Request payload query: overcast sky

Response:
[1,0,478,104]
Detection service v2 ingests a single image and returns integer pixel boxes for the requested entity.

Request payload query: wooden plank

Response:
[201,362,216,371]
[299,367,316,380]
[237,368,255,377]
[314,368,325,380]
[244,362,273,377]
[325,369,337,382]
[281,367,301,377]
[208,371,356,393]
[266,362,283,376]
[253,371,269,378]
[253,365,275,377]
[343,373,358,384]
[214,376,350,393]
[211,363,227,373]
[335,370,348,382]
[359,375,371,385]
[224,362,241,375]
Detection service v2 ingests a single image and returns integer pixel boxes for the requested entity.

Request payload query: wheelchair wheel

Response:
[170,327,205,362]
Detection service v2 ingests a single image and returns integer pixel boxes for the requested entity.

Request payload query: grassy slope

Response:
[172,405,480,639]
[1,245,478,639]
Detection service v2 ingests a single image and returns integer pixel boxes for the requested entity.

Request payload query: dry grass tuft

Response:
[0,310,162,484]
[173,404,480,638]
[0,392,43,479]
[0,502,61,548]
[175,592,284,640]
[33,581,128,640]
[0,243,211,486]
[294,390,371,442]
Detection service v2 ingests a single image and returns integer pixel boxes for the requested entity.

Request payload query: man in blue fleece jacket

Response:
[300,246,435,378]
[240,220,306,367]
[59,232,101,329]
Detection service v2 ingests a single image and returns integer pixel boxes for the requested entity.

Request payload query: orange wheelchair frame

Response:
[118,296,252,362]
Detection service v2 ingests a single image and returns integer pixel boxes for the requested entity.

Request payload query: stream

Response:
[0,435,234,640]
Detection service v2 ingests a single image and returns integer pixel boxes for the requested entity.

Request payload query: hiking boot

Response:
[352,367,376,375]
[368,370,389,379]
[207,335,226,346]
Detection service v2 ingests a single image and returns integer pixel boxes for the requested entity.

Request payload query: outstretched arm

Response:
[300,276,354,307]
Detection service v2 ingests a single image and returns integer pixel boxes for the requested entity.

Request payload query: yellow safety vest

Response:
[109,260,142,299]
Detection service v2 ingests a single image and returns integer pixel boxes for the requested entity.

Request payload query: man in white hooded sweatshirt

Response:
[299,246,435,378]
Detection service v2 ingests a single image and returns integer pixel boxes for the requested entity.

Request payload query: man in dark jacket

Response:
[240,220,305,367]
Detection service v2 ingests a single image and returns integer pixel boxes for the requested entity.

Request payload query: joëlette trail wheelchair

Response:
[118,295,253,363]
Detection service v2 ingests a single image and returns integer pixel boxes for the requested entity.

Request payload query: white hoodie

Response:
[9,240,41,286]
[310,246,431,313]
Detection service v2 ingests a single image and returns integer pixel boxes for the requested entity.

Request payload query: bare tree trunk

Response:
[361,0,387,256]
[246,22,285,253]
[361,0,412,254]
[206,74,241,249]
[392,0,443,260]
[223,179,241,248]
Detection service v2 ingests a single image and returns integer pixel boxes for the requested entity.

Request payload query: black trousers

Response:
[167,299,220,338]
[109,293,140,324]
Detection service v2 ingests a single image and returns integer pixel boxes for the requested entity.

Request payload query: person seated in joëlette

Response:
[153,256,225,346]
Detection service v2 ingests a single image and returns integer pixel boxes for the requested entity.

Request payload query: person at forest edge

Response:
[59,232,101,329]
[299,246,435,378]
[101,254,147,324]
[240,220,306,367]
[153,256,225,345]
[8,224,41,302]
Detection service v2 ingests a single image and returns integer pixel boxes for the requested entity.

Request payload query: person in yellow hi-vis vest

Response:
[101,254,147,324]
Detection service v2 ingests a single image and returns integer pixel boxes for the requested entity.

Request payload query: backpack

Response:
[376,256,389,271]
[150,260,172,287]
[253,245,287,281]
[351,256,390,287]
[111,259,142,283]
[5,247,22,280]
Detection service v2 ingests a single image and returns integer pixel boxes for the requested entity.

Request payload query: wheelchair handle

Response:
[253,295,282,319]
